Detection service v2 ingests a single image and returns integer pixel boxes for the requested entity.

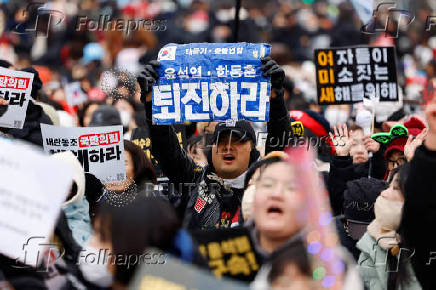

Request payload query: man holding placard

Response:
[138,43,291,230]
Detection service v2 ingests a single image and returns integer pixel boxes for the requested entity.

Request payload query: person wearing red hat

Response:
[384,117,428,180]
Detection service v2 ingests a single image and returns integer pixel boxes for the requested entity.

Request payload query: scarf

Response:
[367,196,403,252]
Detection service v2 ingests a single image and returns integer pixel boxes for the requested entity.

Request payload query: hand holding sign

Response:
[0,98,8,118]
[0,138,72,266]
[148,43,272,124]
[41,124,126,184]
[260,56,284,99]
[0,67,33,129]
[137,60,161,103]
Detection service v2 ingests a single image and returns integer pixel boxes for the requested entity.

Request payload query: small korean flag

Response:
[158,46,177,61]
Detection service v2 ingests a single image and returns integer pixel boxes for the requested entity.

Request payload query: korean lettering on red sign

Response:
[78,131,120,148]
[0,75,30,90]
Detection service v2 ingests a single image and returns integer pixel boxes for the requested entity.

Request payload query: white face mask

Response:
[79,245,113,287]
[119,110,132,128]
[324,109,349,126]
[187,19,209,33]
[374,196,403,231]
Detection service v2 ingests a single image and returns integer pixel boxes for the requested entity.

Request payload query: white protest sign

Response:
[41,124,126,184]
[0,67,34,129]
[0,138,72,266]
[65,82,88,107]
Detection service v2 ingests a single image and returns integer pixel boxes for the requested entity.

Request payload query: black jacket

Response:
[3,101,52,146]
[144,95,291,229]
[401,145,436,290]
[327,149,386,216]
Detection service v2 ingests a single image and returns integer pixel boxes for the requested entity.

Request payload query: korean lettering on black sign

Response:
[314,46,398,105]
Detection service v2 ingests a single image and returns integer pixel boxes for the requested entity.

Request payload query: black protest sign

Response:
[129,249,249,290]
[131,124,186,179]
[314,46,398,105]
[192,227,260,282]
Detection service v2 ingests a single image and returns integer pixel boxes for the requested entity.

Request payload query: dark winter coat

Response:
[144,95,291,230]
[327,149,386,217]
[401,145,436,290]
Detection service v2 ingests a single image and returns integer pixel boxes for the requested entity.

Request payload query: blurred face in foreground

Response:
[212,132,252,179]
[350,129,369,164]
[271,263,316,290]
[253,162,303,245]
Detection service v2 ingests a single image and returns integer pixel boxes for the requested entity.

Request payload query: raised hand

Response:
[404,129,428,161]
[137,60,161,103]
[424,101,436,151]
[260,56,284,98]
[364,136,380,153]
[329,123,353,156]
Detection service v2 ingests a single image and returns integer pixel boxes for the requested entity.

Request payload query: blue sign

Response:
[152,43,271,124]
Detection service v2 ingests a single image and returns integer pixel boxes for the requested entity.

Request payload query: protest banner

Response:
[0,138,72,266]
[314,46,398,105]
[152,42,272,124]
[64,82,88,107]
[192,227,261,282]
[130,124,186,180]
[0,67,34,129]
[41,124,126,184]
[129,249,249,290]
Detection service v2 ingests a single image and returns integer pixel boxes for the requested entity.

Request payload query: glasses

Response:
[388,157,406,168]
[255,178,297,195]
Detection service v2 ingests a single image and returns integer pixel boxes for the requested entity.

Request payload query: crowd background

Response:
[0,0,436,289]
[0,0,435,121]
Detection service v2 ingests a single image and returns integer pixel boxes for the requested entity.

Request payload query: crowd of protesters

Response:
[0,0,436,289]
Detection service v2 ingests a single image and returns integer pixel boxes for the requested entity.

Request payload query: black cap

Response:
[211,120,256,144]
[343,177,387,223]
[20,67,42,98]
[89,105,122,127]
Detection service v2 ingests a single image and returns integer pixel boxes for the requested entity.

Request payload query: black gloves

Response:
[0,103,7,118]
[137,60,161,103]
[260,56,285,95]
